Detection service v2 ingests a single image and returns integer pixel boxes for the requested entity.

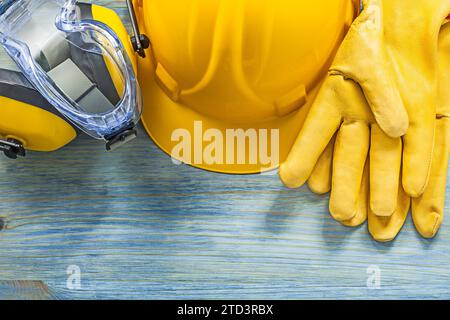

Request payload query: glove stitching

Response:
[414,125,436,197]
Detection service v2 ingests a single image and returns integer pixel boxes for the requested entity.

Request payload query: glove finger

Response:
[280,77,342,188]
[307,136,336,195]
[329,120,370,222]
[368,183,410,242]
[342,159,369,227]
[402,116,436,198]
[412,21,450,238]
[412,118,450,238]
[370,124,402,216]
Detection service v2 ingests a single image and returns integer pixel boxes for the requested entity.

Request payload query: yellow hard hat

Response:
[133,0,359,174]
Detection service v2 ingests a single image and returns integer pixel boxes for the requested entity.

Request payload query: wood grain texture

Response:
[0,1,449,300]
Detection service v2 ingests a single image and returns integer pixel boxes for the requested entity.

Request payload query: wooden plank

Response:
[0,281,57,300]
[0,129,449,300]
[0,0,449,300]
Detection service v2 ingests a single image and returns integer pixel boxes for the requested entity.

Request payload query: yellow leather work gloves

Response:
[279,0,450,241]
[369,22,450,241]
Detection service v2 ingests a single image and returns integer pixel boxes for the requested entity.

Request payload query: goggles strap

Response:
[0,138,26,159]
[47,58,115,113]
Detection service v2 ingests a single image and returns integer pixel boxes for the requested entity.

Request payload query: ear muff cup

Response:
[0,68,77,151]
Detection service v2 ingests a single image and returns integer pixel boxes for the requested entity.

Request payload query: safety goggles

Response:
[0,0,142,150]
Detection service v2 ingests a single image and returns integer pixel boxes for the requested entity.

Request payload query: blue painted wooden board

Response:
[0,1,449,300]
